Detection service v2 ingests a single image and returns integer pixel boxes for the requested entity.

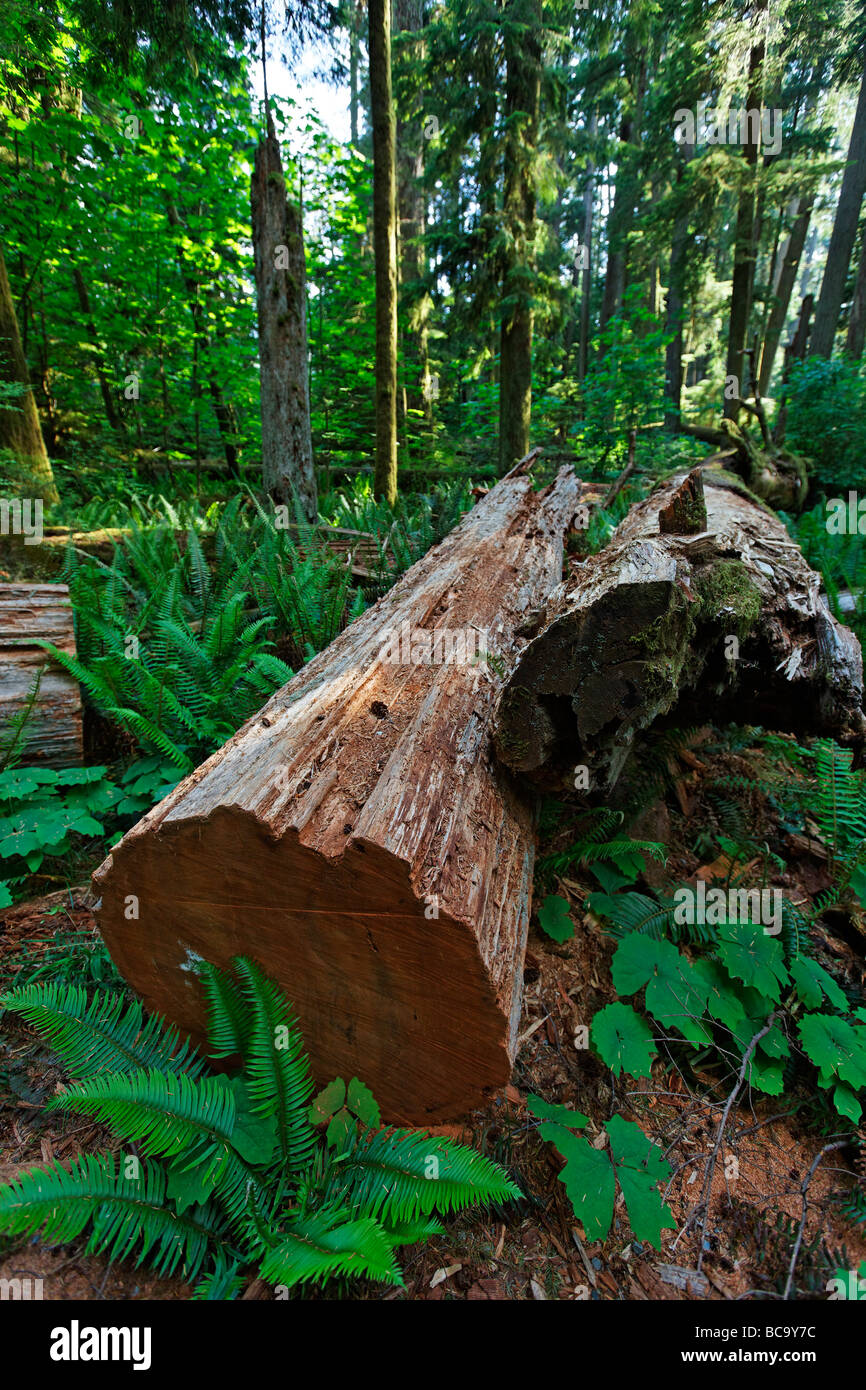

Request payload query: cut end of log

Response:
[93,467,584,1123]
[93,814,515,1125]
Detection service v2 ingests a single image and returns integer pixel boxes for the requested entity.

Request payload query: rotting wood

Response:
[493,467,865,791]
[0,583,83,768]
[93,461,584,1123]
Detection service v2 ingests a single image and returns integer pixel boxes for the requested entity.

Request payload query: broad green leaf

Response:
[166,1158,218,1213]
[789,957,848,1012]
[716,922,789,1002]
[308,1077,346,1125]
[591,1002,656,1078]
[691,957,748,1032]
[537,894,573,943]
[225,1077,277,1165]
[833,1083,862,1123]
[798,1014,866,1091]
[346,1076,380,1128]
[547,1126,615,1242]
[527,1095,589,1129]
[611,932,676,996]
[606,1115,674,1251]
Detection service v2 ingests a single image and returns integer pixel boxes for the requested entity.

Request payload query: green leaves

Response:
[537,894,574,942]
[591,1002,656,1078]
[606,1115,675,1250]
[789,956,848,1012]
[549,1128,616,1243]
[259,1212,403,1290]
[715,923,789,1002]
[0,961,520,1297]
[309,1075,381,1147]
[799,1014,866,1120]
[531,1099,674,1251]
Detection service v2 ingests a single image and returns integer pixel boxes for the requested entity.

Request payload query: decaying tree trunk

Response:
[93,463,583,1124]
[494,468,865,792]
[678,415,807,511]
[251,118,317,520]
[0,584,82,767]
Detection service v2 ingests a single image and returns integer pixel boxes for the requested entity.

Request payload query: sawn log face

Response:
[93,467,582,1123]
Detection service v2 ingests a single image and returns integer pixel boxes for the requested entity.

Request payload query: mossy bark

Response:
[0,243,58,505]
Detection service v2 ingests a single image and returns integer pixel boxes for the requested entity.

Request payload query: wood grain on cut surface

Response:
[93,466,583,1123]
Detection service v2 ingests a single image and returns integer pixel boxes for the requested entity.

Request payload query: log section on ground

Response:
[93,464,583,1123]
[0,583,83,768]
[494,467,865,791]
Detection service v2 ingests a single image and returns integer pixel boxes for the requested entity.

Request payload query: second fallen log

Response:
[93,464,582,1124]
[494,468,865,790]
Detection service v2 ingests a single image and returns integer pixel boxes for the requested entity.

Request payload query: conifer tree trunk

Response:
[577,110,598,385]
[663,142,693,429]
[758,193,814,392]
[810,60,866,359]
[166,204,242,480]
[395,0,432,419]
[599,112,634,333]
[723,1,766,420]
[845,223,866,358]
[71,265,124,436]
[0,243,58,505]
[251,119,317,519]
[370,0,399,505]
[498,0,540,475]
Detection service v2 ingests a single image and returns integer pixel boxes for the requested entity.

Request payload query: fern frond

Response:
[199,961,249,1059]
[232,958,316,1175]
[0,982,206,1078]
[326,1127,520,1225]
[0,1154,229,1278]
[257,1210,403,1289]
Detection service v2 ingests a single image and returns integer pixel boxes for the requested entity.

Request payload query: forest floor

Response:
[1,730,864,1301]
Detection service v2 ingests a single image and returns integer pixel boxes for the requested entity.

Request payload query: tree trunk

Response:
[71,266,124,436]
[663,142,694,430]
[166,204,241,480]
[395,0,432,419]
[758,192,814,393]
[0,244,58,505]
[349,0,361,146]
[370,0,399,505]
[498,0,541,475]
[93,462,583,1124]
[494,467,864,792]
[251,120,317,519]
[810,60,866,359]
[845,220,866,358]
[577,110,598,386]
[723,3,766,419]
[598,113,633,333]
[0,583,82,768]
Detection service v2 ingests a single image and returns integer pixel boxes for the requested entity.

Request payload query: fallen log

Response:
[0,584,83,768]
[494,467,865,792]
[93,462,583,1124]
